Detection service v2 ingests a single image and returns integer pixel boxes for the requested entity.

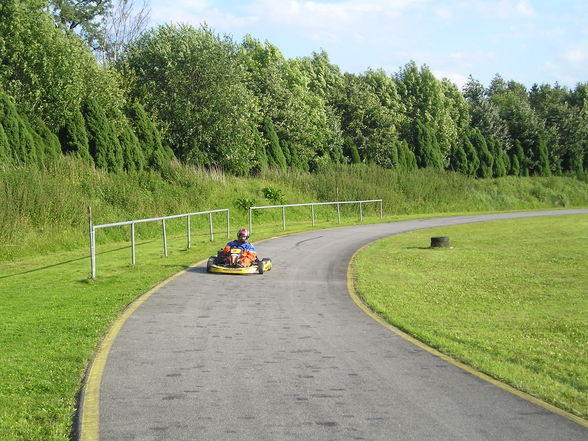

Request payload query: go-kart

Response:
[207,248,272,275]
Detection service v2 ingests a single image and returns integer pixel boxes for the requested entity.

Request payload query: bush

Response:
[263,186,286,205]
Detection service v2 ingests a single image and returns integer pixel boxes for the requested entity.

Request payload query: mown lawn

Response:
[351,215,588,420]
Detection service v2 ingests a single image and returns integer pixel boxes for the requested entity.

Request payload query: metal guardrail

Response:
[88,207,230,279]
[248,199,383,233]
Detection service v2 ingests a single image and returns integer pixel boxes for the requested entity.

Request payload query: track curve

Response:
[90,210,588,441]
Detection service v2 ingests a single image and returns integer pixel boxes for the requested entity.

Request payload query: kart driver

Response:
[223,228,257,267]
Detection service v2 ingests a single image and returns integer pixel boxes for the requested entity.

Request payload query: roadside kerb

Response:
[88,207,230,279]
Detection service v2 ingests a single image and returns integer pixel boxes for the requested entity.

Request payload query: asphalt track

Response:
[87,210,588,441]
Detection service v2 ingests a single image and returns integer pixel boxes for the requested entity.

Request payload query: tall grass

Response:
[1,158,587,261]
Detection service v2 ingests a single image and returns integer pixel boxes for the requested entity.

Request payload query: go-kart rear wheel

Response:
[258,261,264,274]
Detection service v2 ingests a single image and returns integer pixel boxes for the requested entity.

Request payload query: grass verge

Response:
[351,214,588,420]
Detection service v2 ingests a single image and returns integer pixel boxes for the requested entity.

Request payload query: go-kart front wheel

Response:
[206,257,215,272]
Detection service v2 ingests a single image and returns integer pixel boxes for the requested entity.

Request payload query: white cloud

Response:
[433,70,469,88]
[467,0,535,19]
[241,0,428,42]
[434,7,455,20]
[149,0,255,29]
[562,48,586,63]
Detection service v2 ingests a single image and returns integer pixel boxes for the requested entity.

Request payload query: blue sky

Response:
[146,0,587,90]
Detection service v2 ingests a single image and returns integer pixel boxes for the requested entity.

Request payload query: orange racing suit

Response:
[223,241,257,267]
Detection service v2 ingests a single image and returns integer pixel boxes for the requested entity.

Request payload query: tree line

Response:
[1,0,586,177]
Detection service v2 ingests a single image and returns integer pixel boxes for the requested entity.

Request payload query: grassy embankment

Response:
[351,215,588,420]
[1,156,587,440]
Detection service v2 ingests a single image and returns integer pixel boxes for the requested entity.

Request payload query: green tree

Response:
[449,139,469,174]
[0,89,38,164]
[125,101,174,169]
[510,140,526,176]
[297,50,344,104]
[1,0,125,133]
[251,131,269,173]
[413,120,444,168]
[118,116,145,171]
[463,134,480,176]
[488,137,507,177]
[334,72,401,168]
[58,106,92,162]
[0,122,9,163]
[463,76,511,150]
[343,136,361,164]
[123,24,260,174]
[469,129,493,178]
[48,0,111,48]
[530,82,587,174]
[33,117,62,164]
[395,62,466,164]
[83,98,123,172]
[241,38,343,171]
[262,118,286,169]
[527,134,551,176]
[396,139,417,171]
[488,76,549,175]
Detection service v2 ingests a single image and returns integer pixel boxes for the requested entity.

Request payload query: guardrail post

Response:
[187,215,191,249]
[380,200,383,218]
[162,219,168,257]
[337,203,341,224]
[90,227,96,280]
[249,208,252,234]
[359,202,363,221]
[226,210,230,239]
[282,206,286,230]
[88,207,96,280]
[209,212,214,241]
[311,204,315,226]
[131,222,136,264]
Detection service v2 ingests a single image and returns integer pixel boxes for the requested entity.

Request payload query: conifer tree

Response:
[414,121,444,168]
[396,139,417,171]
[510,154,521,176]
[529,135,551,176]
[449,140,469,174]
[388,139,400,169]
[281,140,292,167]
[262,118,286,168]
[488,137,507,177]
[126,101,173,170]
[59,107,92,162]
[512,140,527,176]
[469,129,493,178]
[18,111,40,165]
[463,135,480,176]
[83,98,123,172]
[118,120,146,172]
[252,131,268,173]
[0,91,34,164]
[33,118,62,164]
[343,136,361,164]
[0,123,10,164]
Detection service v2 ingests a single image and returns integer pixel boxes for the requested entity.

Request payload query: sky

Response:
[146,0,588,90]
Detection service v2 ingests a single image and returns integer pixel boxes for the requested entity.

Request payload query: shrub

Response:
[263,186,285,205]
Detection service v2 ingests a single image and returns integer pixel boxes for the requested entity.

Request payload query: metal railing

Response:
[88,207,230,279]
[248,199,383,233]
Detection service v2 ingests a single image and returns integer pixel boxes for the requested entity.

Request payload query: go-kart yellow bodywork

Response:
[206,252,272,275]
